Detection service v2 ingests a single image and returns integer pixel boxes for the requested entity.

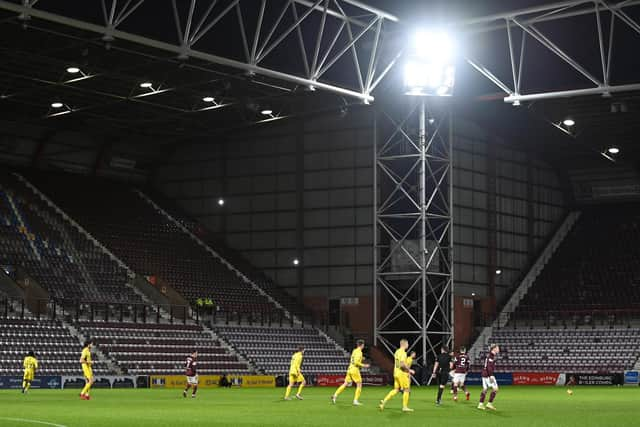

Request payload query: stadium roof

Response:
[0,0,639,170]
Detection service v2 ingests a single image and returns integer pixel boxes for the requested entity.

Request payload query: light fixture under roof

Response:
[139,82,153,89]
[261,109,273,116]
[495,269,502,275]
[292,258,300,266]
[202,96,215,103]
[66,66,80,74]
[217,198,225,206]
[50,102,64,109]
[563,118,575,127]
[607,147,620,154]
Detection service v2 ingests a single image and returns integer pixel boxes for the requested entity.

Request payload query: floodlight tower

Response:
[374,31,456,371]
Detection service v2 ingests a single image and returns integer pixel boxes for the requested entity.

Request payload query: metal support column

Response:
[374,98,454,370]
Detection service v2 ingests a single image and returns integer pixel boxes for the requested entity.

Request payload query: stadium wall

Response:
[152,108,565,335]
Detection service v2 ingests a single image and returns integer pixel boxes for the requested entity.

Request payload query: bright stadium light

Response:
[139,82,153,89]
[563,118,575,127]
[50,102,64,109]
[261,109,273,116]
[404,31,456,96]
[203,96,215,103]
[292,258,300,266]
[495,269,502,275]
[66,66,81,74]
[607,147,620,154]
[217,198,225,206]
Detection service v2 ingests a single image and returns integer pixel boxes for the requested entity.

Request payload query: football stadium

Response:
[1,1,639,426]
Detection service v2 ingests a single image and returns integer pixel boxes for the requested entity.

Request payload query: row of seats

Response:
[474,328,640,373]
[76,321,252,375]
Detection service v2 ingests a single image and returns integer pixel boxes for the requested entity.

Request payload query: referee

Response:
[432,345,453,405]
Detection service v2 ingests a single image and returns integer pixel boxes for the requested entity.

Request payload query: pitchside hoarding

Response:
[150,375,275,389]
[0,376,61,389]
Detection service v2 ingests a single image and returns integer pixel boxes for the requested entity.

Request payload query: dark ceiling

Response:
[0,0,639,171]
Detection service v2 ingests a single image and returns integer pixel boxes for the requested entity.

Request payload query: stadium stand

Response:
[0,317,113,376]
[216,325,348,375]
[28,174,280,316]
[77,321,251,376]
[519,205,640,312]
[475,328,640,374]
[0,173,142,304]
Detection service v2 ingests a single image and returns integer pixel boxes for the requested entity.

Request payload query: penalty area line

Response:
[0,417,67,427]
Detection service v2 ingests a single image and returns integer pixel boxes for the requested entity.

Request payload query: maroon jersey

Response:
[481,352,496,378]
[453,353,470,374]
[185,356,197,376]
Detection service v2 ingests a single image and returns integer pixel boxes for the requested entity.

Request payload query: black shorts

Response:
[437,371,449,386]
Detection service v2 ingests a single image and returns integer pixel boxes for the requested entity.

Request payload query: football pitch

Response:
[0,386,637,427]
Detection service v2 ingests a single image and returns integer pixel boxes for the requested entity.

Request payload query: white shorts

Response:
[187,375,199,385]
[482,376,497,389]
[453,373,466,384]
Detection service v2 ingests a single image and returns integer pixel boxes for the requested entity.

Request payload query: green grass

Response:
[0,386,637,427]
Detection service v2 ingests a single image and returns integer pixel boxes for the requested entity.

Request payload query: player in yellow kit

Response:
[331,339,370,405]
[379,339,415,412]
[22,351,38,394]
[284,346,305,401]
[79,340,95,400]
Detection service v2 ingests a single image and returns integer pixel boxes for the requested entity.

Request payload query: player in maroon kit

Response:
[183,351,199,398]
[478,344,500,411]
[452,346,471,402]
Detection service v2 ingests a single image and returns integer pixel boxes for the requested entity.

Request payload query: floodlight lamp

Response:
[563,118,575,127]
[50,102,64,109]
[139,82,153,89]
[203,97,215,103]
[495,269,502,275]
[404,30,456,97]
[292,258,300,266]
[261,109,273,116]
[607,147,620,154]
[66,67,81,74]
[217,198,225,206]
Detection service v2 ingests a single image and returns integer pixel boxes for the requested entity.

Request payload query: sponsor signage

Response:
[465,373,513,386]
[61,376,137,389]
[0,376,61,389]
[513,372,562,385]
[566,373,616,386]
[624,370,639,386]
[314,374,389,387]
[150,375,275,389]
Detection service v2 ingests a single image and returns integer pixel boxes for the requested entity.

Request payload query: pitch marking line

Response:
[0,417,67,427]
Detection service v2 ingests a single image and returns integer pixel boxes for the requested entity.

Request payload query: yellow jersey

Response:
[289,351,303,375]
[406,356,414,370]
[81,346,92,365]
[348,348,364,371]
[393,348,407,377]
[23,356,38,371]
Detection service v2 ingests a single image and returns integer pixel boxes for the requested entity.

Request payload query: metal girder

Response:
[455,0,640,103]
[0,0,398,103]
[374,100,454,370]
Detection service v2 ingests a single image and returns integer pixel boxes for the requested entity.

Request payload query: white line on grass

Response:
[0,418,67,427]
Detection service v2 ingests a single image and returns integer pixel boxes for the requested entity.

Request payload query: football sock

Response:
[452,385,458,395]
[402,391,410,408]
[437,387,444,401]
[22,381,26,390]
[383,389,398,403]
[192,386,198,396]
[354,387,362,402]
[25,381,31,392]
[284,385,292,398]
[489,391,497,403]
[334,384,346,397]
[463,385,469,393]
[296,383,304,396]
[81,383,91,396]
[479,390,487,403]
